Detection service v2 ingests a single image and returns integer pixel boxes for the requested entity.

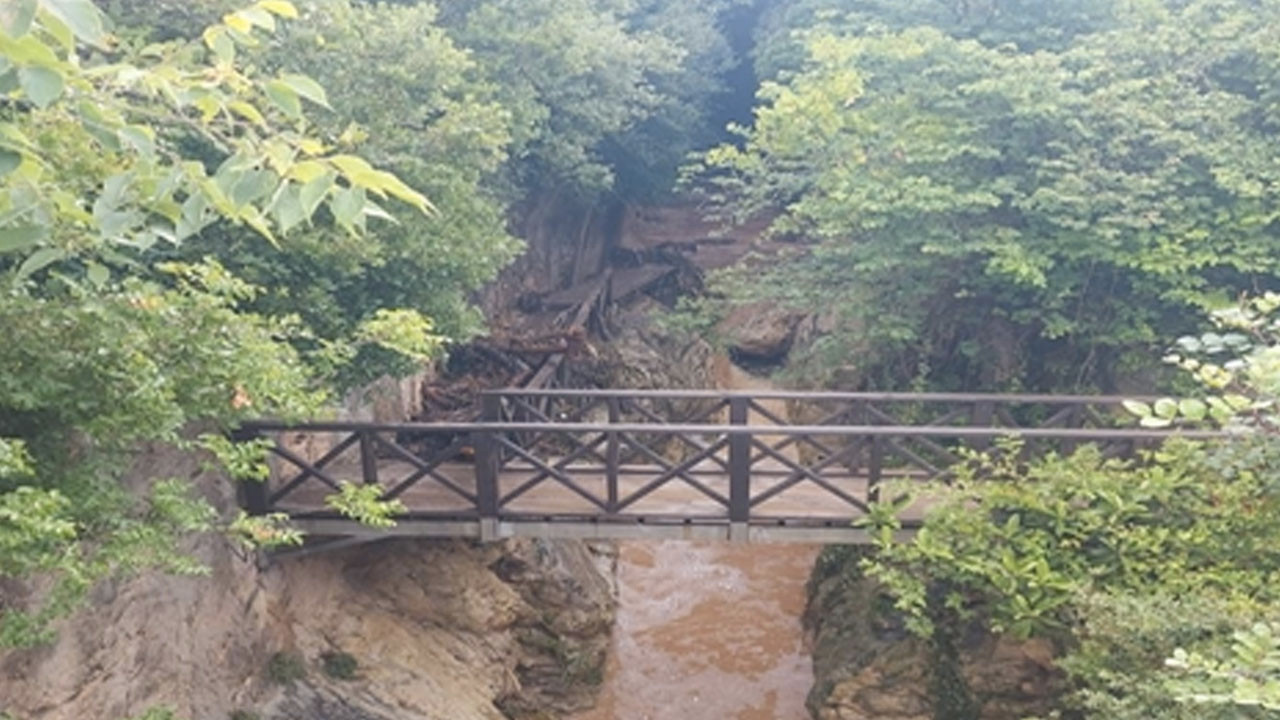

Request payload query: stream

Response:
[575,541,819,720]
[576,362,819,720]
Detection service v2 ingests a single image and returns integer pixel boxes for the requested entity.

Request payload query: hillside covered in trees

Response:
[4,1,1280,718]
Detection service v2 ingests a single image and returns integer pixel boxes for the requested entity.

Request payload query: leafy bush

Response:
[858,297,1280,717]
[267,651,306,685]
[1056,591,1270,720]
[123,710,180,720]
[321,651,358,680]
[324,483,405,528]
[1166,622,1280,713]
[864,438,1280,639]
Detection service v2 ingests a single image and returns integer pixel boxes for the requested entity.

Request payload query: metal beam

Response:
[289,518,904,544]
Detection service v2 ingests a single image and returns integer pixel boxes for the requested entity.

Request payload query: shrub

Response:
[320,651,358,680]
[266,652,306,685]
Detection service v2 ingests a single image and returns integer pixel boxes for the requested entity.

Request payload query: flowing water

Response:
[575,541,819,720]
[576,361,820,720]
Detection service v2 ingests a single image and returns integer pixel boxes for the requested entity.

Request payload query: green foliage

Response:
[864,439,1280,640]
[324,482,405,528]
[1058,591,1268,720]
[860,438,1280,718]
[356,309,445,363]
[1166,622,1280,713]
[122,709,181,720]
[0,1,447,647]
[0,486,76,577]
[0,1,429,273]
[860,301,1280,717]
[0,438,34,480]
[200,435,272,483]
[753,0,1123,81]
[181,0,522,387]
[227,511,302,551]
[1127,293,1280,429]
[693,0,1280,390]
[266,651,305,685]
[0,269,310,645]
[436,0,740,197]
[320,650,358,680]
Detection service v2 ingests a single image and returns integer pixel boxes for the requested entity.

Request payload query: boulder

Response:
[804,547,1063,720]
[719,302,806,362]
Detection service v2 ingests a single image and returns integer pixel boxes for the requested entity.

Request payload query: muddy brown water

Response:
[576,361,820,720]
[575,541,819,720]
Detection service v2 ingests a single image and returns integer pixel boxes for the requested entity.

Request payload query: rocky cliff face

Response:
[804,548,1062,720]
[261,537,616,720]
[0,446,616,720]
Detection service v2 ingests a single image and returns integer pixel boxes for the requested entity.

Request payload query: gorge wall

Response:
[803,548,1063,720]
[0,444,617,720]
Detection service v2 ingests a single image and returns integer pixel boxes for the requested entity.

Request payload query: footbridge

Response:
[236,389,1220,546]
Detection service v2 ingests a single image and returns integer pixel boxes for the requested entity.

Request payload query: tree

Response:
[752,0,1123,81]
[692,0,1280,391]
[435,0,740,197]
[166,0,524,388]
[0,0,434,645]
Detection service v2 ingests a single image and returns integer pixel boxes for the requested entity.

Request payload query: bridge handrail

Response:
[239,419,1231,440]
[481,388,1157,404]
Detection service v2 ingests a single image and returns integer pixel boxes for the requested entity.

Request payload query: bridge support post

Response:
[728,397,751,544]
[868,436,884,505]
[359,430,378,487]
[475,395,502,542]
[606,397,620,514]
[971,400,995,450]
[232,427,270,516]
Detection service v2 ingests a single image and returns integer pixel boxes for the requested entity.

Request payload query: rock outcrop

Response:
[261,537,616,720]
[718,301,806,363]
[804,548,1062,720]
[0,446,616,720]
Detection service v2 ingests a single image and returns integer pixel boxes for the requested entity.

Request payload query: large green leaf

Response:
[329,186,364,230]
[0,67,18,94]
[264,80,302,119]
[278,74,331,109]
[1178,398,1208,422]
[40,0,106,47]
[0,225,45,253]
[18,65,63,108]
[15,246,63,279]
[271,182,306,234]
[0,149,20,177]
[1,33,60,68]
[1,0,37,37]
[298,172,334,217]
